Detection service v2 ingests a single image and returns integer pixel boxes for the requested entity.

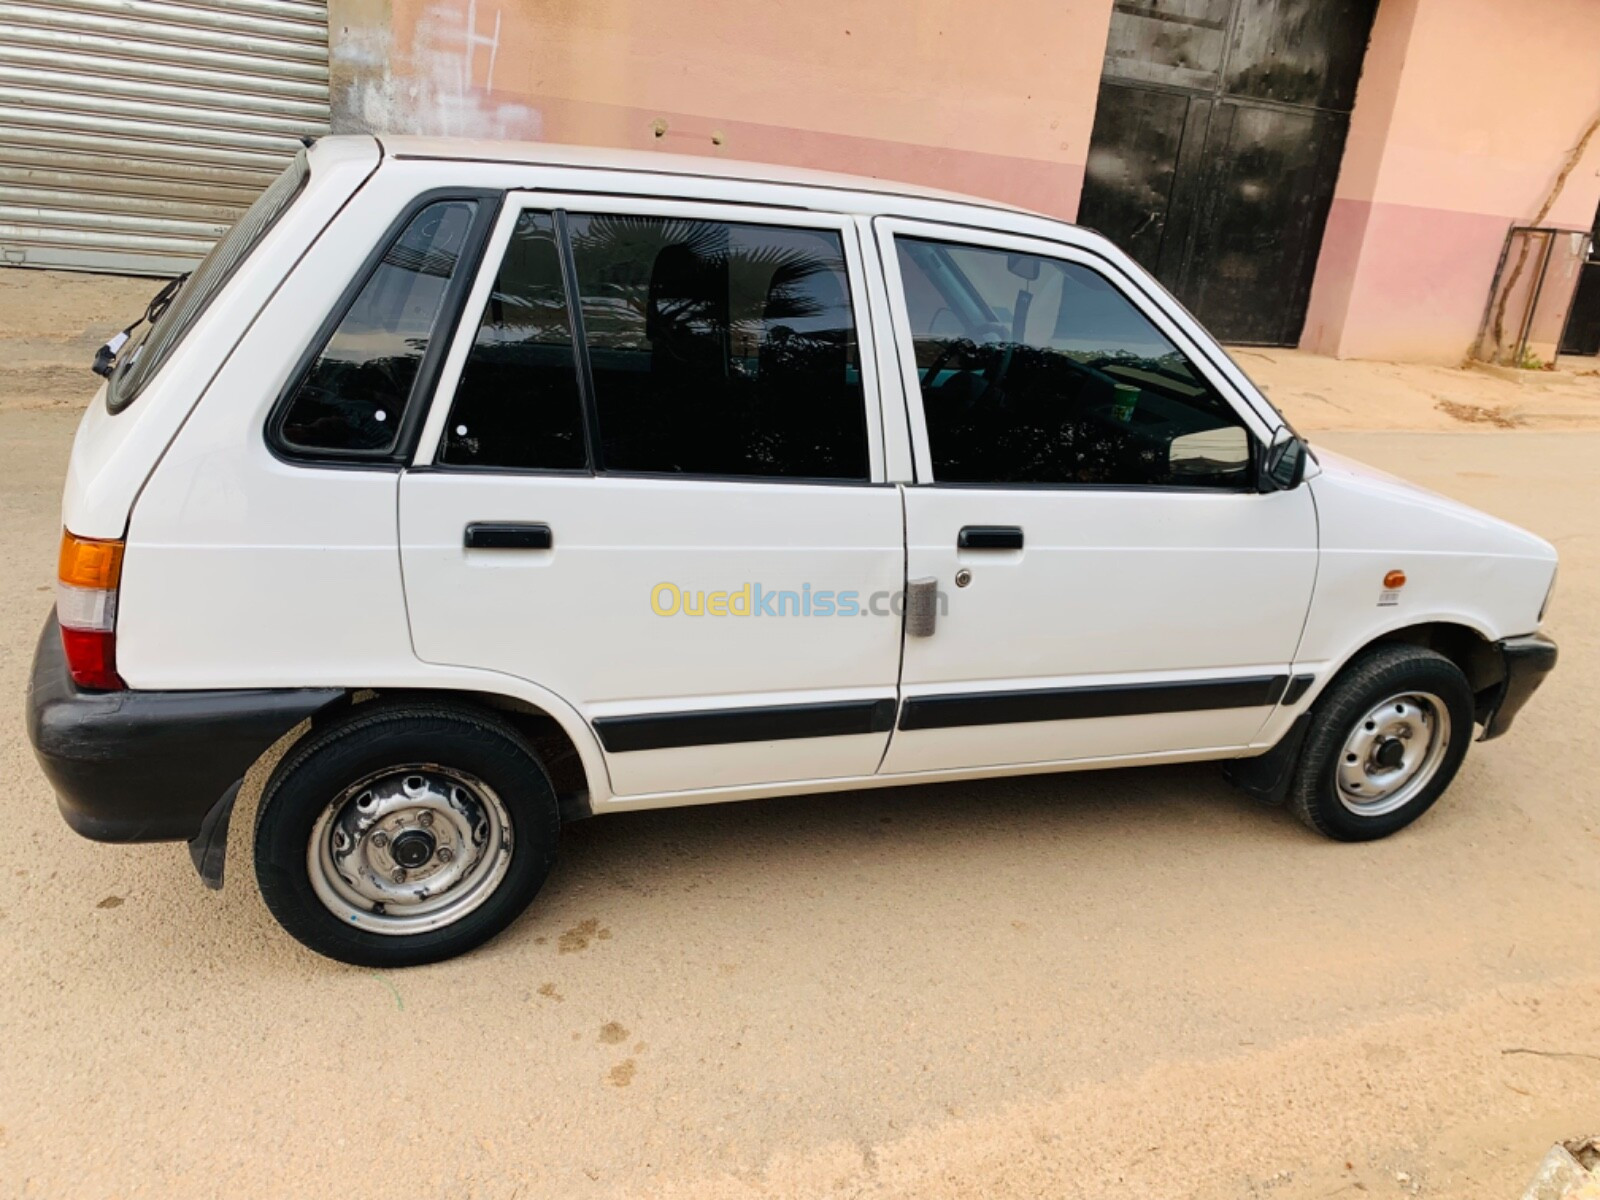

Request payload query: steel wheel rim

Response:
[307,764,513,936]
[1335,691,1451,818]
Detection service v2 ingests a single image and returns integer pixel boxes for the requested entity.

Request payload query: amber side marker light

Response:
[1383,570,1407,589]
[57,530,126,690]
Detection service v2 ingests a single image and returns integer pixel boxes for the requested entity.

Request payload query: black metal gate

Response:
[1077,0,1379,346]
[1558,206,1600,358]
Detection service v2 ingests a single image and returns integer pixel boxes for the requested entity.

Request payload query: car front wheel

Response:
[254,701,560,967]
[1288,644,1475,841]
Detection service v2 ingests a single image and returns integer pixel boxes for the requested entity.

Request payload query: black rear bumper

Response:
[1479,632,1558,740]
[26,613,341,843]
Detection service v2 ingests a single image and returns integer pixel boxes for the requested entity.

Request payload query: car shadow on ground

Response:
[497,761,1311,937]
[175,756,1320,972]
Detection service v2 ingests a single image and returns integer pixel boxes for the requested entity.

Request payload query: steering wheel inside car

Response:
[921,331,1010,407]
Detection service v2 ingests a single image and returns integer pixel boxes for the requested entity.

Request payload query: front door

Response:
[873,220,1318,775]
[400,194,905,798]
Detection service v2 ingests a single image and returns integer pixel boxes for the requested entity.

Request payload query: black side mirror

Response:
[1260,430,1307,492]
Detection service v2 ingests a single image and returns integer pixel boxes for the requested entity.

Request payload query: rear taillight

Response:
[57,530,125,690]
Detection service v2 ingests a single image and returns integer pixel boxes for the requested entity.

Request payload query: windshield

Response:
[108,150,310,413]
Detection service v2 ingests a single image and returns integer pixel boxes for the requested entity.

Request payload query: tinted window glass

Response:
[438,211,587,470]
[567,214,868,480]
[278,199,478,455]
[111,151,308,413]
[896,238,1252,488]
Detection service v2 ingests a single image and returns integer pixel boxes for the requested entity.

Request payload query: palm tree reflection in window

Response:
[568,214,869,481]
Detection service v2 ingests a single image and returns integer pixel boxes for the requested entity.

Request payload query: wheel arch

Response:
[195,682,602,890]
[1356,621,1507,720]
[304,687,597,823]
[1231,619,1499,809]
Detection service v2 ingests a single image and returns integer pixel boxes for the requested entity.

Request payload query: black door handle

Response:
[464,522,552,550]
[958,525,1023,551]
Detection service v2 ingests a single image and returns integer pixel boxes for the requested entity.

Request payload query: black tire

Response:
[254,701,560,967]
[1288,644,1475,842]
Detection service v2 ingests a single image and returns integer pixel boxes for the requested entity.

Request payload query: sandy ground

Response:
[1,272,1598,1199]
[1236,346,1600,435]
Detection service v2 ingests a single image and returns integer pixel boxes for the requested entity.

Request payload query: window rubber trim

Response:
[264,187,504,469]
[553,208,604,473]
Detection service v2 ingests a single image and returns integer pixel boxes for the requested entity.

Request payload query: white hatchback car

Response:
[28,136,1558,966]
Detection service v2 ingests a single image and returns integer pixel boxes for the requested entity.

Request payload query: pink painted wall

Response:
[1302,0,1600,363]
[330,0,1111,219]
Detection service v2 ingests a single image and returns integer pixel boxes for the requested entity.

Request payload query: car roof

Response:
[375,134,1053,222]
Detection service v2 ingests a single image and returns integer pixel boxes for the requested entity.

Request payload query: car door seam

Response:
[872,481,911,775]
[1245,480,1324,745]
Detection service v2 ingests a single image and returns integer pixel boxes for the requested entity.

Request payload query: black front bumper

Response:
[25,613,341,844]
[1479,632,1558,740]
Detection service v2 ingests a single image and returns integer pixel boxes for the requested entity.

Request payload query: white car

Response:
[27,136,1558,966]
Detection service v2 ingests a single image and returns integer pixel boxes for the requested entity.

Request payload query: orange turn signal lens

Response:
[1383,569,1407,589]
[58,530,125,591]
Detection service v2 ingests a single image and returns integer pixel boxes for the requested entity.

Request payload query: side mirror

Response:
[1260,429,1307,492]
[1169,424,1250,478]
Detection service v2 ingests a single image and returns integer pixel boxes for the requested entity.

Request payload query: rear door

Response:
[400,193,905,798]
[872,219,1318,775]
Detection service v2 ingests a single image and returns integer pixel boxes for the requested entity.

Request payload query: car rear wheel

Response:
[254,701,559,967]
[1288,644,1475,841]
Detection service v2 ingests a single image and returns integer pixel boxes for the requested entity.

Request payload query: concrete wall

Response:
[328,0,1112,219]
[326,0,1600,365]
[1301,0,1600,364]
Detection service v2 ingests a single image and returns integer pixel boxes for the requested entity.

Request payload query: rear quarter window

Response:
[272,198,484,459]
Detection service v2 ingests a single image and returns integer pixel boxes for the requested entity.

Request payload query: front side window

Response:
[567,214,869,480]
[438,210,587,470]
[277,199,479,456]
[895,237,1252,488]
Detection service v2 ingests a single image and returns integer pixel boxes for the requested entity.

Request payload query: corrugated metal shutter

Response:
[0,0,329,276]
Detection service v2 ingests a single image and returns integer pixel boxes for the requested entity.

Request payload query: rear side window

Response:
[437,211,587,470]
[109,151,308,413]
[276,199,479,457]
[567,214,869,480]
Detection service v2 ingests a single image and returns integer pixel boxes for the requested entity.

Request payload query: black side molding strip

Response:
[464,522,552,550]
[595,697,897,753]
[898,675,1289,731]
[1282,674,1315,706]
